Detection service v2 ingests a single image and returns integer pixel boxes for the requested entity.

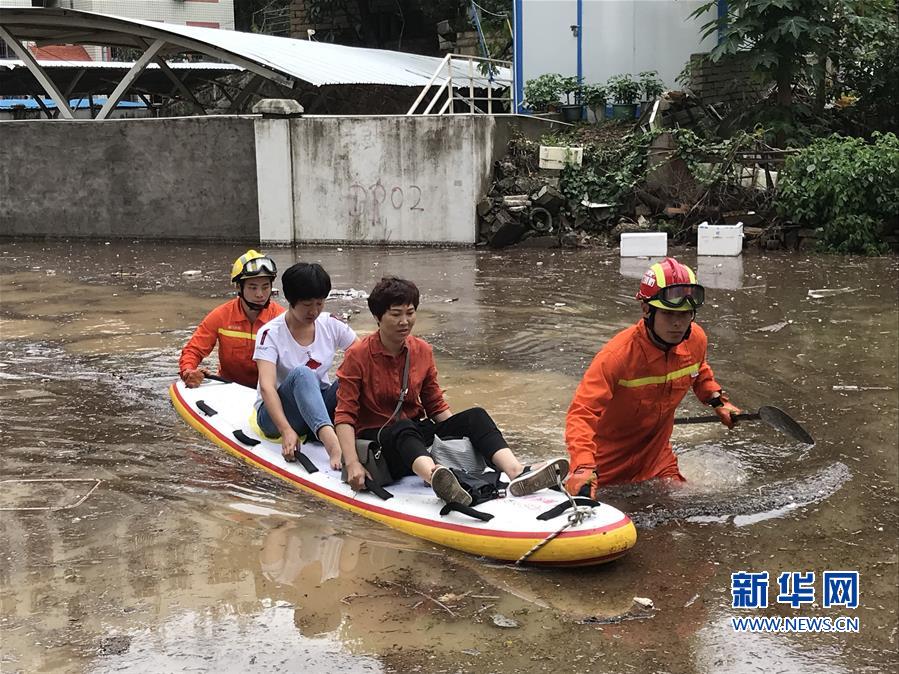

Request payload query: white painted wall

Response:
[521,0,715,89]
[67,1,235,28]
[259,115,496,245]
[254,117,294,243]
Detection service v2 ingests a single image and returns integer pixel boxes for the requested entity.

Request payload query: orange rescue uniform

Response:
[565,320,722,486]
[179,297,285,388]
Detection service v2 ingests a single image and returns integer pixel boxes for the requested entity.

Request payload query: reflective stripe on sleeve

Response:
[218,328,255,340]
[617,363,699,388]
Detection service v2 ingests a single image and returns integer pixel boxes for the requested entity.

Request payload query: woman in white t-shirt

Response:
[254,263,358,469]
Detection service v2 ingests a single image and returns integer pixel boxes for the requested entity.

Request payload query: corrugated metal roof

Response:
[0,7,511,89]
[113,14,510,88]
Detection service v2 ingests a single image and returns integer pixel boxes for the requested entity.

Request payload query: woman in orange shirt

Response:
[335,277,568,506]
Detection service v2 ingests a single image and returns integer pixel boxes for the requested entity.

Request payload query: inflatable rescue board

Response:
[170,379,637,566]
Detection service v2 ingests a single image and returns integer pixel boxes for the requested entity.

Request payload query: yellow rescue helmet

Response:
[230,249,277,283]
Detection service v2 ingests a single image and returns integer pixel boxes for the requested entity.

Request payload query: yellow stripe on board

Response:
[218,328,255,340]
[618,363,699,388]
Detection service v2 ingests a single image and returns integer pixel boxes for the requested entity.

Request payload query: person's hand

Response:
[181,368,207,388]
[280,428,299,461]
[344,460,367,491]
[565,465,598,499]
[714,395,741,429]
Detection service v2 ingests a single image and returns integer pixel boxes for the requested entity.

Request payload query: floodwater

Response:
[1,240,896,674]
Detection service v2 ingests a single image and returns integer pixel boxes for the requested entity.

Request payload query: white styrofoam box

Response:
[619,256,666,280]
[620,232,668,257]
[697,255,744,290]
[698,222,743,256]
[539,145,584,169]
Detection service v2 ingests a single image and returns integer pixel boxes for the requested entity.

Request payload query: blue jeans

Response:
[258,366,338,440]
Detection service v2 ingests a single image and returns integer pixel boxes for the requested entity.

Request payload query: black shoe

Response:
[431,466,473,506]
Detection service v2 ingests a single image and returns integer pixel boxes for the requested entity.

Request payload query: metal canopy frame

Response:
[0,7,297,120]
[0,7,514,120]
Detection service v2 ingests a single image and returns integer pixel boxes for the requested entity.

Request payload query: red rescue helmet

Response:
[637,257,704,311]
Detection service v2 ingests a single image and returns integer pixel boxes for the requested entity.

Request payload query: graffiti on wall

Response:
[348,179,425,229]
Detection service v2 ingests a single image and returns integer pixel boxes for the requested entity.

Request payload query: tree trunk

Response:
[775,58,793,147]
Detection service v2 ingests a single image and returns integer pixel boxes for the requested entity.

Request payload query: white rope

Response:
[514,469,594,565]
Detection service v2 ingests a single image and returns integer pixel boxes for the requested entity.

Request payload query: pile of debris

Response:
[478,181,568,248]
[477,124,633,248]
[476,113,805,250]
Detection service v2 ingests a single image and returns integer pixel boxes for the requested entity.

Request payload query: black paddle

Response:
[674,405,814,445]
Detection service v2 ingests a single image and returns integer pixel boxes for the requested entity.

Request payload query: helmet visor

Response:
[241,256,277,278]
[650,283,704,309]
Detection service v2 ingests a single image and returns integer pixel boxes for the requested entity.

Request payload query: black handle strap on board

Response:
[537,497,601,521]
[232,430,260,447]
[196,400,217,417]
[292,449,319,474]
[439,502,494,522]
[364,477,394,500]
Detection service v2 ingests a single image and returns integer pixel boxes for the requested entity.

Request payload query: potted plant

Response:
[558,75,584,122]
[607,74,641,120]
[523,73,563,113]
[582,83,608,123]
[639,70,665,106]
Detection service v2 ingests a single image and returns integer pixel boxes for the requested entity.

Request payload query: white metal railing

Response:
[406,53,512,115]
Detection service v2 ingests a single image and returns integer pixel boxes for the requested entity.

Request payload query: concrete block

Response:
[698,222,743,256]
[253,99,304,117]
[620,232,668,257]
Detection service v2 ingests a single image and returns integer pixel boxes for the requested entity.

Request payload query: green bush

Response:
[524,73,563,111]
[777,133,899,254]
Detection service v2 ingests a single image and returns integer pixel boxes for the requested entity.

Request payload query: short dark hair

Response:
[281,262,331,306]
[368,277,420,319]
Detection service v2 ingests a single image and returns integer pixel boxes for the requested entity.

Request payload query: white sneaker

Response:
[508,458,569,497]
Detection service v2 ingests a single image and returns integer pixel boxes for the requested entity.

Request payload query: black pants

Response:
[359,407,507,479]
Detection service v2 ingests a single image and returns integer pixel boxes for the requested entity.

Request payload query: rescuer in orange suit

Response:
[565,257,741,496]
[179,250,285,388]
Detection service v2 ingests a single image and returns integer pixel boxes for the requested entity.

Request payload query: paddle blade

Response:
[758,406,815,445]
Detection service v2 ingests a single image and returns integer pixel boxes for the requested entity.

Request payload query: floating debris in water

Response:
[833,385,893,392]
[580,597,657,625]
[491,614,519,628]
[807,287,859,299]
[757,321,790,333]
[328,288,368,300]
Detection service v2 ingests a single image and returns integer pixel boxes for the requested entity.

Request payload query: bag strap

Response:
[439,502,494,522]
[376,347,411,447]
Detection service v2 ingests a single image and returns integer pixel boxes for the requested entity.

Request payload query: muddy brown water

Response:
[0,241,896,673]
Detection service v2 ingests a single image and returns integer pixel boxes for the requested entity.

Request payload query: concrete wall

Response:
[0,116,258,239]
[256,115,497,245]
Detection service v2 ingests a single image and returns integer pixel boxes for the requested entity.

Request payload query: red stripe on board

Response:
[173,385,632,539]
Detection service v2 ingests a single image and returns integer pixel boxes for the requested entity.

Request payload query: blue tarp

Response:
[0,96,145,109]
